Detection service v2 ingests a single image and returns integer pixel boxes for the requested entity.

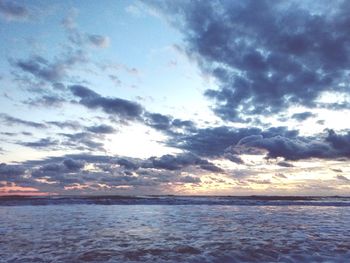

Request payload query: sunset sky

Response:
[1,0,350,196]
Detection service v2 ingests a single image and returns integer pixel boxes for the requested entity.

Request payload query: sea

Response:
[0,196,349,262]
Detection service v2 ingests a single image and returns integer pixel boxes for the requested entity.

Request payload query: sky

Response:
[0,0,350,196]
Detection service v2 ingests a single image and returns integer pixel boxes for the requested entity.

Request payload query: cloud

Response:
[14,56,65,82]
[24,95,66,108]
[148,0,350,121]
[69,85,196,138]
[277,161,294,167]
[23,154,112,167]
[331,168,343,173]
[60,132,105,151]
[0,0,29,21]
[143,112,195,134]
[62,11,110,49]
[291,112,317,121]
[143,153,223,172]
[18,130,107,152]
[61,9,77,29]
[179,175,201,184]
[1,132,32,137]
[13,51,87,83]
[88,35,110,48]
[31,158,85,178]
[109,74,122,86]
[30,159,86,188]
[86,124,116,134]
[144,112,172,130]
[325,129,350,156]
[63,158,85,171]
[166,123,350,161]
[336,175,350,182]
[0,113,47,129]
[70,85,144,120]
[169,126,257,157]
[169,125,297,157]
[2,153,206,193]
[0,163,25,179]
[47,120,82,130]
[238,135,330,160]
[274,173,287,179]
[233,129,350,160]
[19,138,59,149]
[247,179,271,185]
[116,158,140,170]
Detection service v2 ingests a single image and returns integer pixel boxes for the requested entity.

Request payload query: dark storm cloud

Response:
[0,163,25,178]
[143,153,223,173]
[69,85,195,134]
[63,158,85,171]
[0,113,47,129]
[144,113,171,130]
[169,125,297,157]
[234,129,350,160]
[24,153,219,175]
[0,163,29,186]
[70,85,144,120]
[143,112,195,134]
[29,159,87,188]
[169,123,350,161]
[169,126,257,157]
[325,129,350,156]
[116,158,140,170]
[291,112,316,121]
[31,158,85,178]
[239,135,331,160]
[0,0,29,21]
[86,124,116,134]
[147,0,350,121]
[2,153,206,192]
[223,153,244,164]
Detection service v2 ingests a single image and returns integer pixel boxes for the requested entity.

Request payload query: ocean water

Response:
[0,196,349,262]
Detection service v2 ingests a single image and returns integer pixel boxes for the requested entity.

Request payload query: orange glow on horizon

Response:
[0,185,50,196]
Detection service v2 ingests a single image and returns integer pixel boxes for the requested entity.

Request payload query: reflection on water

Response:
[0,205,349,262]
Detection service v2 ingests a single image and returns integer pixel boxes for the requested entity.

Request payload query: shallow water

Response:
[0,202,349,262]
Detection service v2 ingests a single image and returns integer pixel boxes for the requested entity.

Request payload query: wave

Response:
[1,195,350,206]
